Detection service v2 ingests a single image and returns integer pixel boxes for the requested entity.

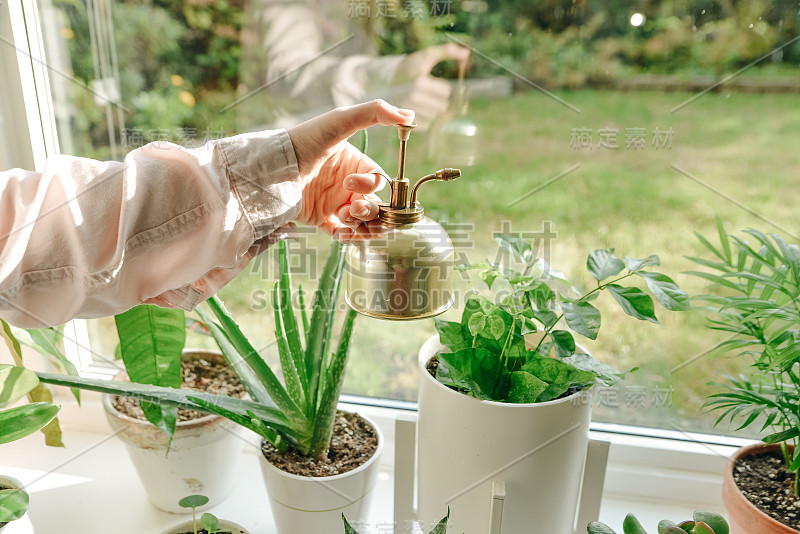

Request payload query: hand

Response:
[287,99,415,240]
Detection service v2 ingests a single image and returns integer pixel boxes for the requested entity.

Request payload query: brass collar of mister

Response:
[378,203,424,225]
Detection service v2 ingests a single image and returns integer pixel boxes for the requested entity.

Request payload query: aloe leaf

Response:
[273,283,306,411]
[36,373,292,430]
[306,241,346,414]
[278,241,308,392]
[298,284,309,342]
[186,396,299,451]
[194,307,272,405]
[205,297,308,428]
[0,402,60,444]
[308,308,357,457]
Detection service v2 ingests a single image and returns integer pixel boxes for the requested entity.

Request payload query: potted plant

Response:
[688,221,800,533]
[588,510,728,534]
[160,495,249,534]
[0,363,60,533]
[38,239,381,534]
[104,305,246,513]
[414,234,689,533]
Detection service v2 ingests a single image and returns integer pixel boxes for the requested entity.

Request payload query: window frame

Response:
[3,0,745,509]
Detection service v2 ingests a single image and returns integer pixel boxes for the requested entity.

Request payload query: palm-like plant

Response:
[688,220,800,495]
[38,239,358,457]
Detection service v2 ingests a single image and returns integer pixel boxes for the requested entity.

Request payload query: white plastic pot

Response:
[0,476,34,534]
[258,412,384,534]
[413,335,599,534]
[160,518,250,534]
[103,350,244,513]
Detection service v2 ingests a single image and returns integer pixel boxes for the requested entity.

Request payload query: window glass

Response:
[35,0,799,436]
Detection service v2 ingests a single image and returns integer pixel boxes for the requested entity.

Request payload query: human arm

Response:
[0,100,413,328]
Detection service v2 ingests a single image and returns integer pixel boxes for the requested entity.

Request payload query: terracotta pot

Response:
[103,350,245,513]
[722,442,798,534]
[258,411,384,534]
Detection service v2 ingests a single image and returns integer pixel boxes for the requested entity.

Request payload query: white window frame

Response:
[2,0,743,513]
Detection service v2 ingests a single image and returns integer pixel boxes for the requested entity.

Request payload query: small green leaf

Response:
[561,299,602,340]
[480,268,502,289]
[0,488,29,522]
[178,494,209,509]
[607,284,659,323]
[587,523,618,534]
[693,522,715,534]
[692,511,728,534]
[622,514,647,534]
[486,315,505,340]
[559,352,627,386]
[587,249,625,281]
[637,272,690,311]
[507,371,548,403]
[467,313,486,337]
[201,512,220,532]
[658,520,677,534]
[625,255,660,271]
[494,234,533,262]
[550,330,576,358]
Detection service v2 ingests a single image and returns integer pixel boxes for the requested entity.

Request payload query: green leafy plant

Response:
[434,234,689,403]
[343,509,449,534]
[588,510,728,534]
[0,364,60,523]
[688,221,800,495]
[37,239,358,458]
[113,304,186,446]
[0,320,78,446]
[177,495,230,534]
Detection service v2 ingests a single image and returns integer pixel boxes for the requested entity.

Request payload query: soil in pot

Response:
[734,448,800,530]
[113,356,245,421]
[260,411,378,477]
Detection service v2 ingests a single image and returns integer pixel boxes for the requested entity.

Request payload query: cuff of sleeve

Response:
[217,129,302,240]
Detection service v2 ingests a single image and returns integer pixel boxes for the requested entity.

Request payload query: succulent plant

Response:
[588,510,728,534]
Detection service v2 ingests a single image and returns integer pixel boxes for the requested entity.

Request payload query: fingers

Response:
[336,194,381,226]
[330,100,415,148]
[344,172,387,194]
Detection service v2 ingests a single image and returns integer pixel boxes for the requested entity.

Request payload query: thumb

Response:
[293,100,415,154]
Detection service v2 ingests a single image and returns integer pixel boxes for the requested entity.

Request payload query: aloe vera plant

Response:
[587,510,728,534]
[37,239,358,457]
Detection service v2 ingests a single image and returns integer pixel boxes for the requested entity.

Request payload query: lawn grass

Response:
[216,87,800,435]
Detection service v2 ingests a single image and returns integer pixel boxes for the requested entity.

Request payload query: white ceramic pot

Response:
[103,350,244,513]
[415,335,594,534]
[0,476,34,534]
[258,412,384,534]
[160,518,250,534]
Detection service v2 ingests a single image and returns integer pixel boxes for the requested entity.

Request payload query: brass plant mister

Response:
[345,123,462,320]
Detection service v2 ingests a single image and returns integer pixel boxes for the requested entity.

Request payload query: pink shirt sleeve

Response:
[0,129,302,328]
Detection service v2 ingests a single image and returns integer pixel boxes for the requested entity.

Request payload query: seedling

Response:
[177,495,230,534]
[588,510,728,534]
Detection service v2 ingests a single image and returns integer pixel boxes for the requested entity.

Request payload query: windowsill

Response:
[1,390,741,533]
